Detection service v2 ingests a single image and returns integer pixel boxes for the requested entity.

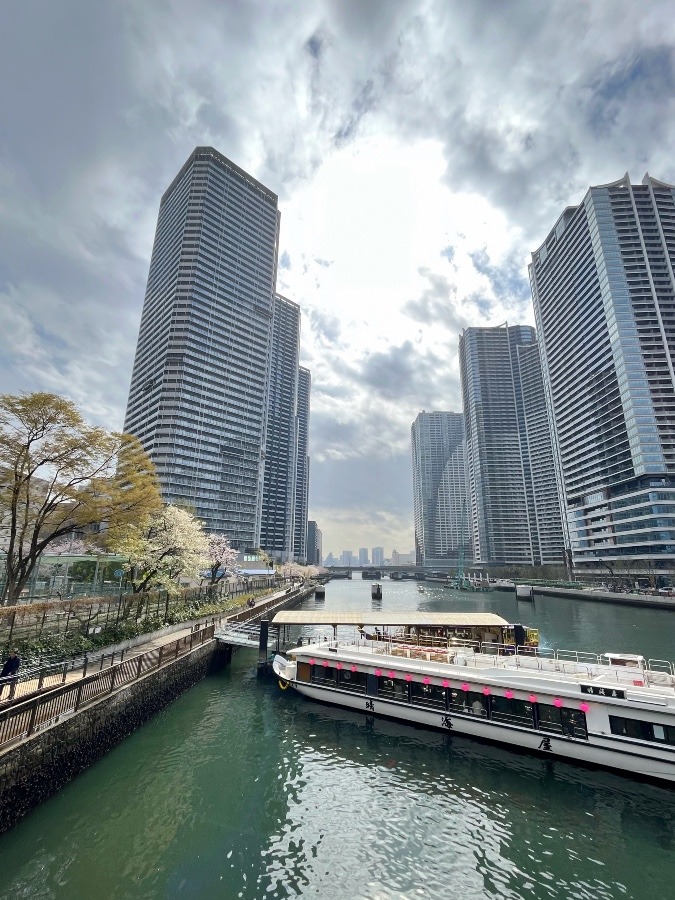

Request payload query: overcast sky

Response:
[1,1,674,557]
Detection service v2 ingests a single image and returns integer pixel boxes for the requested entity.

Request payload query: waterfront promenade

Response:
[0,583,301,709]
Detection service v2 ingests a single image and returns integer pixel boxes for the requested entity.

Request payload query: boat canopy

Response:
[271,611,509,627]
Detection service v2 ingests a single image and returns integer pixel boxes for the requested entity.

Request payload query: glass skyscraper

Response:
[260,294,301,561]
[530,173,675,578]
[293,367,311,563]
[411,411,469,569]
[459,324,563,566]
[124,147,279,548]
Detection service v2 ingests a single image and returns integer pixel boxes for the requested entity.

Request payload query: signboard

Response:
[580,685,625,699]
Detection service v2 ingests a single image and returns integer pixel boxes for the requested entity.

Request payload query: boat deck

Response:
[293,639,675,700]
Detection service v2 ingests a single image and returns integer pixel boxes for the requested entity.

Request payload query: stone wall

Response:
[0,640,231,835]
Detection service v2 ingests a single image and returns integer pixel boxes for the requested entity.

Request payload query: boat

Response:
[272,614,675,784]
[371,583,382,599]
[516,584,535,601]
[417,585,426,593]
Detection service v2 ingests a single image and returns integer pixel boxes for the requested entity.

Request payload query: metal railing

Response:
[0,624,215,751]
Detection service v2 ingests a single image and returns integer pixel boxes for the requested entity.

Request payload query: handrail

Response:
[0,624,216,751]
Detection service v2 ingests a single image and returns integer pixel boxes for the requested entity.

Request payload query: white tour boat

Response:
[272,612,675,784]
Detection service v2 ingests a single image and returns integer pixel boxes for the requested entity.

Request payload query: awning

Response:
[271,611,509,627]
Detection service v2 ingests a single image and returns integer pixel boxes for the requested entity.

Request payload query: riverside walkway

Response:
[0,582,308,709]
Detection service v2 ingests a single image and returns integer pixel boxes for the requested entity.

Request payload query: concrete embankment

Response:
[498,584,675,611]
[0,582,315,835]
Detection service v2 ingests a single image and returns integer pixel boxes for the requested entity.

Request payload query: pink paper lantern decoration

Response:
[442,680,450,688]
[461,682,470,692]
[375,669,382,677]
[350,664,357,673]
[579,702,590,713]
[504,690,514,700]
[388,671,396,679]
[482,686,491,696]
[405,673,412,682]
[422,676,430,685]
[322,660,329,668]
[553,697,563,707]
[309,658,315,665]
[528,694,537,703]
[336,662,342,670]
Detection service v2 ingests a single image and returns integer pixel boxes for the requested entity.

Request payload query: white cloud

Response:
[1,0,674,556]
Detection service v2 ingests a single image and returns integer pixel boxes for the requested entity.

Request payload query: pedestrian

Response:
[0,650,20,699]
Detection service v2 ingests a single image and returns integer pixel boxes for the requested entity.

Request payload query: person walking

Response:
[0,650,20,699]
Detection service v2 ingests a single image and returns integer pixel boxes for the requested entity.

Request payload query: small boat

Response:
[417,585,426,593]
[273,624,675,784]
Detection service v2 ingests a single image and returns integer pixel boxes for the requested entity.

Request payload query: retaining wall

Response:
[0,639,230,835]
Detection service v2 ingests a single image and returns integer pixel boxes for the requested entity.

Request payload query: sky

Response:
[1,1,675,558]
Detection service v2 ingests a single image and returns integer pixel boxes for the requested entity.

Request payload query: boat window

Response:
[538,704,564,735]
[410,682,446,710]
[539,704,588,739]
[378,677,410,703]
[609,715,675,745]
[448,689,488,718]
[297,662,311,683]
[490,696,535,729]
[310,664,337,685]
[338,668,367,693]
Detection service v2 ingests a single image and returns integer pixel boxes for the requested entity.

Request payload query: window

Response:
[311,664,337,686]
[338,668,367,693]
[491,696,535,729]
[378,676,410,703]
[609,715,675,745]
[448,689,488,718]
[410,682,446,710]
[539,705,588,739]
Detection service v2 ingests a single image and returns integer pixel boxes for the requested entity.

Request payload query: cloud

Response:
[1,0,674,556]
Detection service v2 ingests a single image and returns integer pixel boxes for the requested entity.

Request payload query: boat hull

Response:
[287,679,675,785]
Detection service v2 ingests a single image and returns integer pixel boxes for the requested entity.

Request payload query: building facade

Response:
[459,324,563,566]
[260,294,301,561]
[358,548,369,566]
[411,411,469,570]
[292,367,311,563]
[306,521,323,567]
[530,173,675,579]
[371,547,384,567]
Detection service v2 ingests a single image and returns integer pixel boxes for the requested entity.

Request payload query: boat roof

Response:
[271,611,509,627]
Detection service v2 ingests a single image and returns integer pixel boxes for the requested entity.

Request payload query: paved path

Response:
[0,584,301,709]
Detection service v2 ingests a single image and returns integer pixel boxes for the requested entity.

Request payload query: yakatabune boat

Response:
[272,612,675,784]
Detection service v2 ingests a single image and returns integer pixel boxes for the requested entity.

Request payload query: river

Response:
[0,579,673,899]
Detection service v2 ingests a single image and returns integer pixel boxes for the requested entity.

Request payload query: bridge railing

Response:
[0,624,215,752]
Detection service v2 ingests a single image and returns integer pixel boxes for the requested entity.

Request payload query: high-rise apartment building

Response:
[459,324,563,566]
[371,547,384,567]
[530,173,675,577]
[292,367,311,562]
[260,294,300,561]
[358,548,369,566]
[411,411,469,570]
[306,521,322,566]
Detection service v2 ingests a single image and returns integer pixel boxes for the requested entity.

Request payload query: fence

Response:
[0,577,275,650]
[0,624,216,751]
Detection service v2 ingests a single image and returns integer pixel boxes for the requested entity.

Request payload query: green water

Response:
[0,581,674,899]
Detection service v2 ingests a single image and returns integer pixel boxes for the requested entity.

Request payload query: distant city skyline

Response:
[1,3,673,556]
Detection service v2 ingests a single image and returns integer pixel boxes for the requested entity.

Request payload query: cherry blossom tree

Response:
[109,505,208,595]
[204,534,240,587]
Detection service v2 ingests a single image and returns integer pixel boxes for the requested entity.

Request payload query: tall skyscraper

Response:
[530,173,675,578]
[293,367,311,563]
[260,294,300,561]
[306,521,322,566]
[411,411,469,570]
[459,324,563,566]
[358,548,369,566]
[124,147,308,553]
[371,547,384,567]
